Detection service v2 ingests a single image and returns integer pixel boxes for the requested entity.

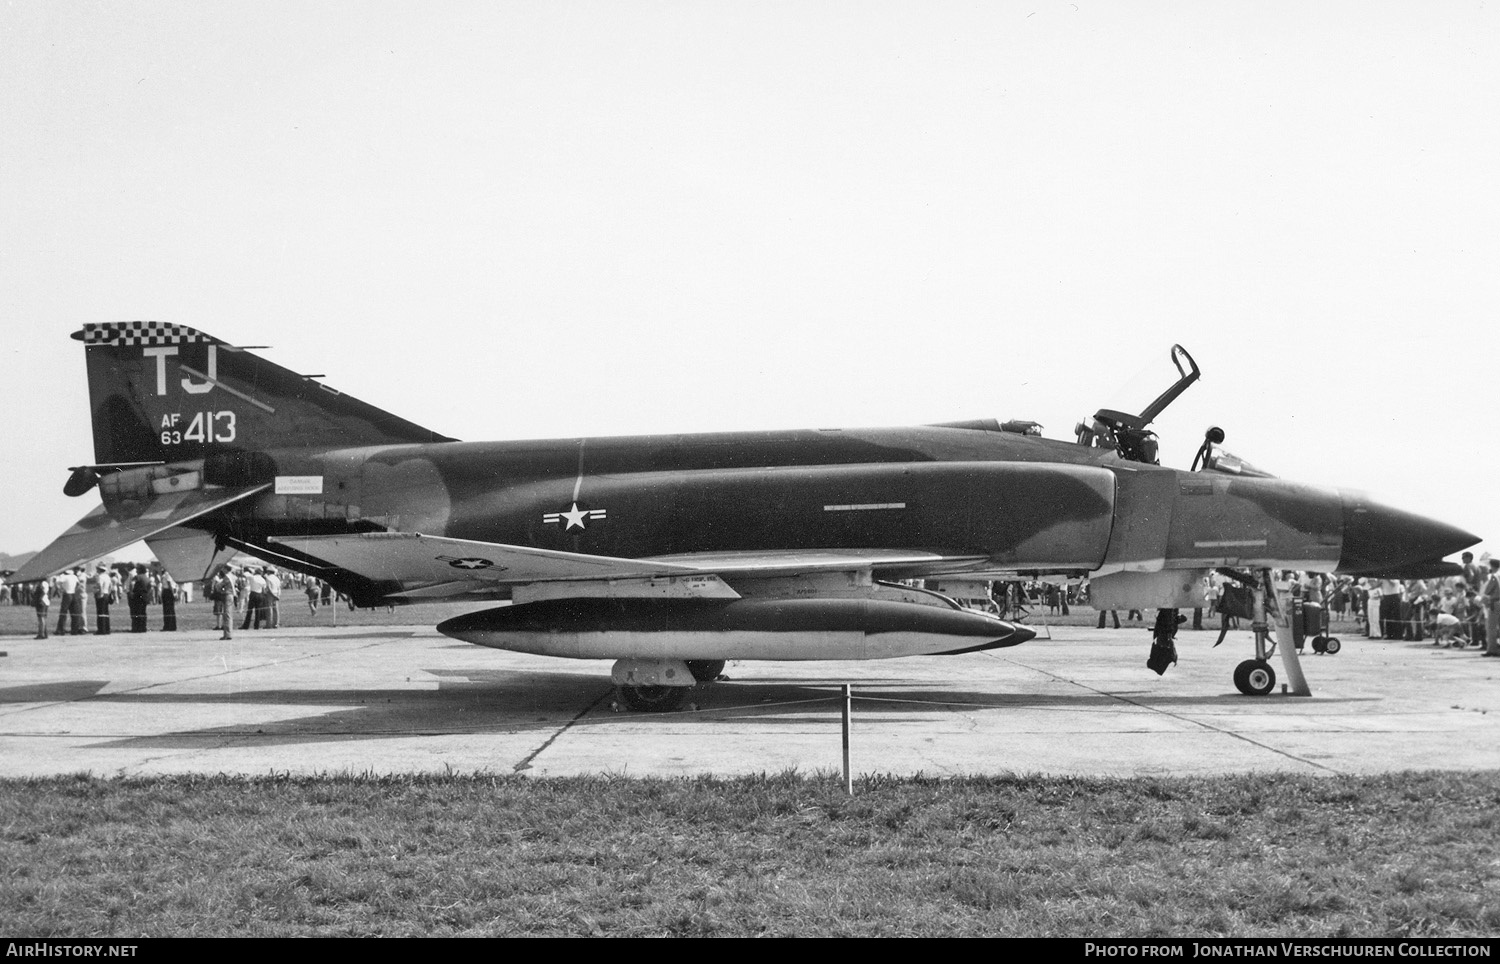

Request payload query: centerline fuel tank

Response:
[437,597,1035,661]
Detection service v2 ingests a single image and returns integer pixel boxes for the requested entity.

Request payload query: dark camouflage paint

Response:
[69,324,1478,600]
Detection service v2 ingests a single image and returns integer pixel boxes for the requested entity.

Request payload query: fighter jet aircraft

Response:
[16,323,1478,709]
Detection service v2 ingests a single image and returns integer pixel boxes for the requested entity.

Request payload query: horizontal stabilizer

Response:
[269,532,705,587]
[12,484,268,582]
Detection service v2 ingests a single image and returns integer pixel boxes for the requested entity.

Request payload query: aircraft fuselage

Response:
[124,421,1450,603]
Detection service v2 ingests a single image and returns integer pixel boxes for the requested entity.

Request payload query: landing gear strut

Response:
[1224,569,1311,696]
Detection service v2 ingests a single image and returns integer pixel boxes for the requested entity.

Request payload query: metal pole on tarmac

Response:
[842,684,853,796]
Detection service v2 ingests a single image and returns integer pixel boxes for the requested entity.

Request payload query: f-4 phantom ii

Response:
[17,323,1478,710]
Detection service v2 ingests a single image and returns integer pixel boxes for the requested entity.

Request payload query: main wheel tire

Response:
[685,659,725,683]
[1233,659,1276,696]
[618,685,686,713]
[1324,637,1341,655]
[1311,635,1328,654]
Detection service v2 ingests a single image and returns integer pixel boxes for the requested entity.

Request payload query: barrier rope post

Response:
[842,684,853,796]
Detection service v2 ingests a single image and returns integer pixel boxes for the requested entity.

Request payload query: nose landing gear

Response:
[1222,569,1313,697]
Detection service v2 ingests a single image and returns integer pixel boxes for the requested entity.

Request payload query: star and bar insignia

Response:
[543,502,607,531]
[437,556,508,572]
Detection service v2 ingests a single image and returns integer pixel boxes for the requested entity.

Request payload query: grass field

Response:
[2,770,1498,937]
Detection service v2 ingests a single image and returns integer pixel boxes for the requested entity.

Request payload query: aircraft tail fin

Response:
[74,321,454,466]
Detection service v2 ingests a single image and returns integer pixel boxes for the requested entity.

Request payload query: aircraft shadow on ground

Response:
[688,678,1380,723]
[0,680,112,703]
[59,666,1382,750]
[78,667,615,750]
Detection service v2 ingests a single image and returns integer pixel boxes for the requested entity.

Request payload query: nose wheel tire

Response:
[1233,659,1276,696]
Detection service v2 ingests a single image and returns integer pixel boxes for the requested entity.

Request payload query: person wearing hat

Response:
[54,568,78,636]
[209,567,235,639]
[90,565,113,636]
[1482,558,1500,657]
[128,564,151,633]
[1462,551,1484,594]
[264,567,281,629]
[73,567,90,634]
[242,567,268,630]
[32,578,50,639]
[160,573,178,632]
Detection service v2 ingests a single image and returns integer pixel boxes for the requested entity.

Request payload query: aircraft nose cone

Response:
[1338,491,1479,575]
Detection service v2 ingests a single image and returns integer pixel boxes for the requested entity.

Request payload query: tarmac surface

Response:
[2,621,1498,779]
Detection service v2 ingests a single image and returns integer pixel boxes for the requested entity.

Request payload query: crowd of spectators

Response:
[1151,552,1500,655]
[1328,550,1500,654]
[0,562,349,637]
[974,555,1500,656]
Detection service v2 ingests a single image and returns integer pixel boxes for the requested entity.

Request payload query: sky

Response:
[2,1,1496,564]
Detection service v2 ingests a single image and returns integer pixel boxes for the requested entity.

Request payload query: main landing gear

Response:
[617,684,687,713]
[686,659,726,682]
[612,658,726,712]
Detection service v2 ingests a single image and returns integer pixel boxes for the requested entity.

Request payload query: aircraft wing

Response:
[272,534,990,595]
[270,532,708,588]
[12,483,270,582]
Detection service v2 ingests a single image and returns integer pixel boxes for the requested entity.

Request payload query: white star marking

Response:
[561,502,590,530]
